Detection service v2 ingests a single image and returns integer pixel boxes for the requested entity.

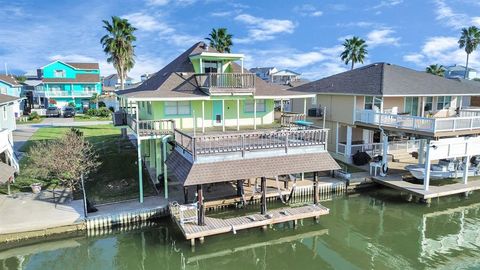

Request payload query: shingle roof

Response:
[0,162,15,184]
[0,93,20,105]
[0,75,20,87]
[117,42,312,99]
[66,62,99,70]
[289,62,480,96]
[166,150,340,186]
[43,74,100,83]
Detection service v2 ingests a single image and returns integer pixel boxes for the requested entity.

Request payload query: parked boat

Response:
[405,158,480,180]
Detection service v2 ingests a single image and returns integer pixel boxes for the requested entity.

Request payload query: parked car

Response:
[46,107,60,117]
[63,107,76,118]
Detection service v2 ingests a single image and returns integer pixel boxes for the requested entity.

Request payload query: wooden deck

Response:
[372,175,480,200]
[172,204,329,242]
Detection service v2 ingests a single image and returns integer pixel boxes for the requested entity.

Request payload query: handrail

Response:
[195,73,255,92]
[280,112,306,127]
[174,128,328,161]
[127,115,175,136]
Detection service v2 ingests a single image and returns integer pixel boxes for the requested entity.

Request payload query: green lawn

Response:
[2,125,154,204]
[74,115,112,122]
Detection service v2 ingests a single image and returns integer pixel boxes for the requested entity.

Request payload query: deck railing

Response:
[195,73,255,94]
[356,109,480,133]
[280,112,306,127]
[174,128,328,161]
[127,114,175,136]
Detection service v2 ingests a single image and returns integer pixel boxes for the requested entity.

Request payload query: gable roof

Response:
[117,42,313,100]
[0,75,21,87]
[271,69,301,76]
[0,93,20,106]
[104,74,133,81]
[289,63,480,96]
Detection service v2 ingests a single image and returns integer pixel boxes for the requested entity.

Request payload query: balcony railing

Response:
[355,109,480,134]
[195,73,255,94]
[280,112,306,127]
[34,90,98,97]
[127,114,175,137]
[174,128,328,161]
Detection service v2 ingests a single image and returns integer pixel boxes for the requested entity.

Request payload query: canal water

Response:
[1,188,480,270]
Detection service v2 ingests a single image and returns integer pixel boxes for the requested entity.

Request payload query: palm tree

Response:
[205,28,233,53]
[458,26,480,79]
[425,64,445,76]
[340,37,368,70]
[100,16,137,90]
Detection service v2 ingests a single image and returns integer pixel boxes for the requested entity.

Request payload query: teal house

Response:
[0,75,22,116]
[34,61,102,110]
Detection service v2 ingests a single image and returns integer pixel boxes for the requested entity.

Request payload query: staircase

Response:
[389,149,418,163]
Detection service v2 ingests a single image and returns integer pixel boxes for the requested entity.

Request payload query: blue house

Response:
[34,61,102,110]
[0,75,23,116]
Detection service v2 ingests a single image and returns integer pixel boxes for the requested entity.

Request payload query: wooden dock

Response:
[171,204,329,245]
[372,175,480,200]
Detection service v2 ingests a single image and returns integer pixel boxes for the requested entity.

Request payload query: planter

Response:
[334,170,351,180]
[30,183,43,194]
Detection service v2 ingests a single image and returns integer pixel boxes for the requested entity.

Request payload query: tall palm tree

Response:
[100,16,137,90]
[340,36,368,70]
[205,28,233,53]
[425,64,445,76]
[458,26,480,79]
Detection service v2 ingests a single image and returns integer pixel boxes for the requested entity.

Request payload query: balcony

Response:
[195,73,255,95]
[355,109,480,136]
[127,114,175,137]
[34,90,98,98]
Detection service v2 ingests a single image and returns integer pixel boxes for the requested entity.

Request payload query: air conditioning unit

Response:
[308,108,323,117]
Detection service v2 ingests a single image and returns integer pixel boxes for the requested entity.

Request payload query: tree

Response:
[90,93,100,109]
[26,128,100,193]
[100,16,137,90]
[205,28,233,53]
[340,36,368,70]
[13,75,26,83]
[425,64,445,76]
[458,26,480,79]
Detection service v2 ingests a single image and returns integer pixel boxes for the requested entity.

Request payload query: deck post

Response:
[418,139,425,164]
[260,177,267,215]
[463,155,470,185]
[184,186,189,204]
[236,180,244,197]
[254,99,257,130]
[236,99,240,131]
[137,139,144,203]
[222,99,225,132]
[313,172,319,204]
[345,126,353,158]
[303,98,307,115]
[197,184,205,226]
[201,100,205,133]
[423,142,431,191]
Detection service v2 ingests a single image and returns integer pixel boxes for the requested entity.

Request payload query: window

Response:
[83,85,94,91]
[50,86,62,91]
[245,99,266,113]
[54,70,65,78]
[424,97,433,112]
[203,61,220,73]
[147,101,152,115]
[436,96,452,110]
[364,96,382,110]
[404,97,419,116]
[164,101,191,115]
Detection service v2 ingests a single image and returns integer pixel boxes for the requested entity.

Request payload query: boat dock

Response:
[171,204,329,245]
[372,175,480,201]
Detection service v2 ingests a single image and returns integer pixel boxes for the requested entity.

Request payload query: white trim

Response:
[123,97,210,102]
[189,52,244,59]
[40,60,98,70]
[254,94,315,99]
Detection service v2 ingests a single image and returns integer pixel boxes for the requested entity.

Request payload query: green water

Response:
[2,188,480,270]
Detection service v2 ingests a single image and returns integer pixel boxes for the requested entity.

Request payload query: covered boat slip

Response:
[373,136,480,201]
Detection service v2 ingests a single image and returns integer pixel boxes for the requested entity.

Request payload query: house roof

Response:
[117,42,313,100]
[166,150,340,186]
[271,69,301,76]
[104,74,133,81]
[0,75,21,87]
[65,62,99,70]
[0,162,15,184]
[289,62,480,97]
[43,73,101,83]
[0,93,20,106]
[250,67,276,74]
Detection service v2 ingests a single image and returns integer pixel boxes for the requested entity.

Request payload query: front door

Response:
[212,100,223,126]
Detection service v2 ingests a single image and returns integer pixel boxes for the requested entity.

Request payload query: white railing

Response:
[459,108,480,117]
[356,109,480,133]
[337,139,422,157]
[34,90,98,97]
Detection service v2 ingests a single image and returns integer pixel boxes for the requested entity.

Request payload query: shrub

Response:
[98,101,106,108]
[28,112,40,120]
[68,102,75,108]
[86,108,97,117]
[85,108,111,118]
[108,106,115,112]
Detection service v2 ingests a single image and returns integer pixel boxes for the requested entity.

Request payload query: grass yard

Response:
[74,115,112,122]
[2,125,155,204]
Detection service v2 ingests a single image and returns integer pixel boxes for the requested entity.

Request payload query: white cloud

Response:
[366,28,401,47]
[234,14,295,43]
[210,11,232,17]
[48,54,98,63]
[403,36,480,69]
[371,0,403,9]
[293,4,323,17]
[123,12,174,34]
[146,0,196,6]
[433,0,480,29]
[146,0,170,5]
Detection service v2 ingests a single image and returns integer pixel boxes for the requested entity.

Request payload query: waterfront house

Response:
[103,74,134,89]
[0,94,20,173]
[32,61,102,111]
[289,62,480,193]
[270,69,301,85]
[0,75,23,116]
[444,64,479,80]
[117,42,339,229]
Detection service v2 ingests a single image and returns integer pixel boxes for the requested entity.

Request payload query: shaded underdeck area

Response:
[171,204,329,244]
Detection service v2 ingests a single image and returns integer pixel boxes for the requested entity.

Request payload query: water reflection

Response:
[1,190,480,270]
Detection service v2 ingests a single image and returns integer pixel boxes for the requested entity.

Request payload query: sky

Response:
[0,0,479,81]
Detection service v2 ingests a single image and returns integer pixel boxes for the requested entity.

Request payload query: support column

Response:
[418,139,425,164]
[313,172,319,204]
[345,126,353,157]
[420,97,426,117]
[222,99,225,132]
[201,100,205,133]
[463,156,470,185]
[253,99,257,130]
[260,177,267,215]
[381,132,388,176]
[197,185,205,226]
[303,98,307,115]
[137,139,144,203]
[184,187,189,204]
[280,99,284,112]
[236,180,244,197]
[335,122,339,153]
[236,99,240,131]
[423,142,431,191]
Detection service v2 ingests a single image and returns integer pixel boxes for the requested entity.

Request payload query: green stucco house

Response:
[34,61,102,110]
